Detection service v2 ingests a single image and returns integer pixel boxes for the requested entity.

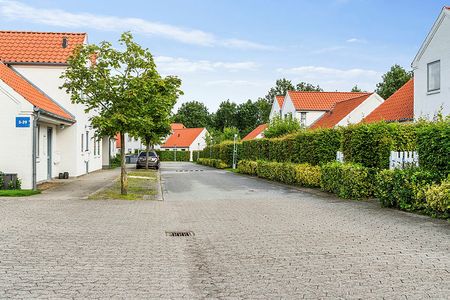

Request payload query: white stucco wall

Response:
[13,65,103,177]
[281,93,325,127]
[335,93,385,126]
[188,129,208,151]
[0,81,34,189]
[269,100,281,120]
[413,10,450,118]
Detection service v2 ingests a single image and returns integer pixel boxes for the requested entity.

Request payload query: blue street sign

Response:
[16,116,31,128]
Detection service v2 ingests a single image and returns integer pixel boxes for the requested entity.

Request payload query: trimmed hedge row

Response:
[156,150,190,161]
[238,160,321,188]
[197,158,228,169]
[320,162,375,200]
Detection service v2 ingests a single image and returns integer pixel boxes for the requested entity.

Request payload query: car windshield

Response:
[139,152,157,157]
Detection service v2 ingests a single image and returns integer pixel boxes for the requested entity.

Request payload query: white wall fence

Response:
[336,151,419,170]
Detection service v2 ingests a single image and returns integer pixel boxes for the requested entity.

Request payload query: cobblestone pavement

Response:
[0,162,449,299]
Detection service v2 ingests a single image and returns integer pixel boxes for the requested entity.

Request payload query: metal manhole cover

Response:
[165,231,195,237]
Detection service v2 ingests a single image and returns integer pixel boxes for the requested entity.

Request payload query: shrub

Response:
[292,128,341,165]
[321,162,374,200]
[341,122,417,169]
[264,116,301,138]
[197,158,228,169]
[374,168,436,211]
[425,179,450,215]
[200,141,238,166]
[416,119,450,179]
[237,160,258,176]
[293,164,321,188]
[156,150,190,161]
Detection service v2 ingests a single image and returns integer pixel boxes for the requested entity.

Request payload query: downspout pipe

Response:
[32,107,40,191]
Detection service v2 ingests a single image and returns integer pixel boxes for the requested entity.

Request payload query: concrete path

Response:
[0,162,448,299]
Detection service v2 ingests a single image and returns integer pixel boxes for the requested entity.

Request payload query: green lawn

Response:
[0,190,41,197]
[89,169,158,200]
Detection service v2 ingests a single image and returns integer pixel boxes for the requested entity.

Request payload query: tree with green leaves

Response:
[255,97,272,124]
[214,100,238,130]
[133,76,182,169]
[173,100,211,128]
[236,100,259,136]
[264,78,295,103]
[263,116,301,138]
[61,32,181,194]
[351,85,362,92]
[296,82,323,92]
[375,64,412,99]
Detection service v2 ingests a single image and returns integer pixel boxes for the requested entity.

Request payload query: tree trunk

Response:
[120,132,128,195]
[145,140,150,170]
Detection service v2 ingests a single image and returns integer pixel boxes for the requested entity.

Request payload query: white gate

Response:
[336,151,344,163]
[389,151,419,170]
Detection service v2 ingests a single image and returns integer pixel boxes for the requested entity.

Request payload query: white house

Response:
[279,91,372,127]
[160,127,208,161]
[412,6,450,118]
[269,95,285,120]
[310,93,384,129]
[0,31,112,189]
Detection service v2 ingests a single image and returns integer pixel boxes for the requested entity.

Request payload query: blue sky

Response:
[0,0,447,110]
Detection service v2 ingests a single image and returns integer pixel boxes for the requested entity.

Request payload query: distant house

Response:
[171,123,186,130]
[279,91,373,127]
[269,95,285,120]
[161,127,208,161]
[0,31,112,189]
[412,6,450,118]
[242,124,268,141]
[362,79,414,123]
[310,93,384,129]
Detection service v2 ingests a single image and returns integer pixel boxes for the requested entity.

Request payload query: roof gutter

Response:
[37,107,76,125]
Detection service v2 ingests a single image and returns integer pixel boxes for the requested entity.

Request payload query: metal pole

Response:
[232,133,237,169]
[210,138,213,158]
[32,108,40,191]
[174,145,177,161]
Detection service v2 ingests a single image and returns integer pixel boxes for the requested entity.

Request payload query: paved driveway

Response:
[0,162,449,299]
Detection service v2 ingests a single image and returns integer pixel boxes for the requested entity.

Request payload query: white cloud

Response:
[346,38,367,43]
[204,80,260,87]
[277,65,381,91]
[0,0,273,50]
[154,56,259,73]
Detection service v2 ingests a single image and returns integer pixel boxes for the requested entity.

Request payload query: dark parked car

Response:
[136,151,160,169]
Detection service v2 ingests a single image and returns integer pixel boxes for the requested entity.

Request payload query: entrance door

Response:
[47,127,53,179]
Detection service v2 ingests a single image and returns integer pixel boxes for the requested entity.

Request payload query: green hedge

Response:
[237,160,321,188]
[156,150,190,161]
[341,122,417,169]
[374,168,436,212]
[197,158,228,169]
[320,162,374,200]
[200,141,238,166]
[416,120,450,179]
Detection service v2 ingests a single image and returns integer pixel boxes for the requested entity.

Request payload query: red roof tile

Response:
[363,79,414,123]
[0,62,74,121]
[171,123,185,130]
[242,124,268,141]
[162,128,204,148]
[0,31,86,64]
[311,94,372,129]
[287,91,370,111]
[275,95,284,108]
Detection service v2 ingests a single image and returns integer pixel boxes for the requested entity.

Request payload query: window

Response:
[93,138,97,155]
[427,60,440,92]
[81,134,84,152]
[97,140,101,155]
[85,131,89,151]
[300,112,307,127]
[36,125,40,157]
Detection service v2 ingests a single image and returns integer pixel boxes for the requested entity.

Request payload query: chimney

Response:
[62,37,68,48]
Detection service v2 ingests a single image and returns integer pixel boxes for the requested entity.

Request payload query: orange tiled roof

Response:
[275,95,284,108]
[242,124,268,141]
[0,62,74,121]
[311,94,372,129]
[0,31,86,64]
[287,91,370,111]
[363,79,414,123]
[162,128,204,148]
[171,123,185,130]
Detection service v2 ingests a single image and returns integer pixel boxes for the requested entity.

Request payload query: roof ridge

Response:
[9,65,75,120]
[0,30,86,35]
[289,90,369,94]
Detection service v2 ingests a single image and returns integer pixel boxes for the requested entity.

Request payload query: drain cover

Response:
[166,231,195,237]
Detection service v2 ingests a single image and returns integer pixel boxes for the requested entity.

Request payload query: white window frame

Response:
[36,125,40,158]
[427,60,440,93]
[300,112,307,127]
